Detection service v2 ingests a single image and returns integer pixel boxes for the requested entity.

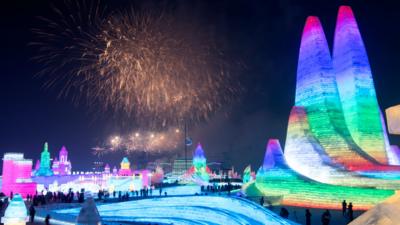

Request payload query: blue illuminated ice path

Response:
[56,196,298,225]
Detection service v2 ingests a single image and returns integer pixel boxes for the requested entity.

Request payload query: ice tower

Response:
[182,143,212,183]
[285,6,400,180]
[52,146,72,175]
[244,6,400,209]
[192,143,210,182]
[35,142,54,176]
[118,157,132,176]
[291,15,377,170]
[333,6,388,163]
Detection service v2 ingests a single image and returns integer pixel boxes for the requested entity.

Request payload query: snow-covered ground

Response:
[54,195,299,225]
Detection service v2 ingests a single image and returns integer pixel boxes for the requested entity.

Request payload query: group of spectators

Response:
[200,184,242,194]
[99,187,158,202]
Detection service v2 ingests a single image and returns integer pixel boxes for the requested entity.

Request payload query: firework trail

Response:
[32,0,241,128]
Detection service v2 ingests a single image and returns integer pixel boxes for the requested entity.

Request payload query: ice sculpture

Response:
[182,143,212,184]
[76,197,101,225]
[386,105,400,135]
[245,6,400,209]
[35,142,54,176]
[1,194,28,225]
[333,6,388,163]
[52,146,72,175]
[349,191,400,225]
[118,157,132,176]
[250,139,395,210]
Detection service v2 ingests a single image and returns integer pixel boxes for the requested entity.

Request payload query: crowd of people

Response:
[98,187,159,202]
[26,190,85,206]
[201,183,242,194]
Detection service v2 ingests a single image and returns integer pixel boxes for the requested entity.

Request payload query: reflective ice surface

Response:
[56,196,298,225]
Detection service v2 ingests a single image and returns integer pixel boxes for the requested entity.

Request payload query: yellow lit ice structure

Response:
[386,105,400,135]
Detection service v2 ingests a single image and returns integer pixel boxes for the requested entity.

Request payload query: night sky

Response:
[1,0,399,172]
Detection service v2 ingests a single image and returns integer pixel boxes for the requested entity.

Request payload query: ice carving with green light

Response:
[35,142,54,176]
[244,139,395,210]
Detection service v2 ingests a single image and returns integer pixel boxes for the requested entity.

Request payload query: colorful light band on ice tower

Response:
[284,106,400,187]
[246,139,395,210]
[292,15,379,171]
[192,143,211,182]
[333,6,388,163]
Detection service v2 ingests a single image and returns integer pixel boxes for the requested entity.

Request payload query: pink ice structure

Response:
[1,153,36,198]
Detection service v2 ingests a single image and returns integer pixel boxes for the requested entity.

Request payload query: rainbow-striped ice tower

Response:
[244,6,400,210]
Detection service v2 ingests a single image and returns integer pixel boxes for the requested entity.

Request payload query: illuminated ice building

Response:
[52,146,72,175]
[34,142,53,176]
[0,142,151,197]
[244,6,400,209]
[1,153,36,198]
[20,142,149,194]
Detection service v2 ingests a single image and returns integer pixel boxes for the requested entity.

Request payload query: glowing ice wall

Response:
[1,153,37,198]
[386,105,400,135]
[333,6,388,163]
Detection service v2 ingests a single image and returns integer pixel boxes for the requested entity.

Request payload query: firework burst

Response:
[32,1,241,128]
[93,128,182,155]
